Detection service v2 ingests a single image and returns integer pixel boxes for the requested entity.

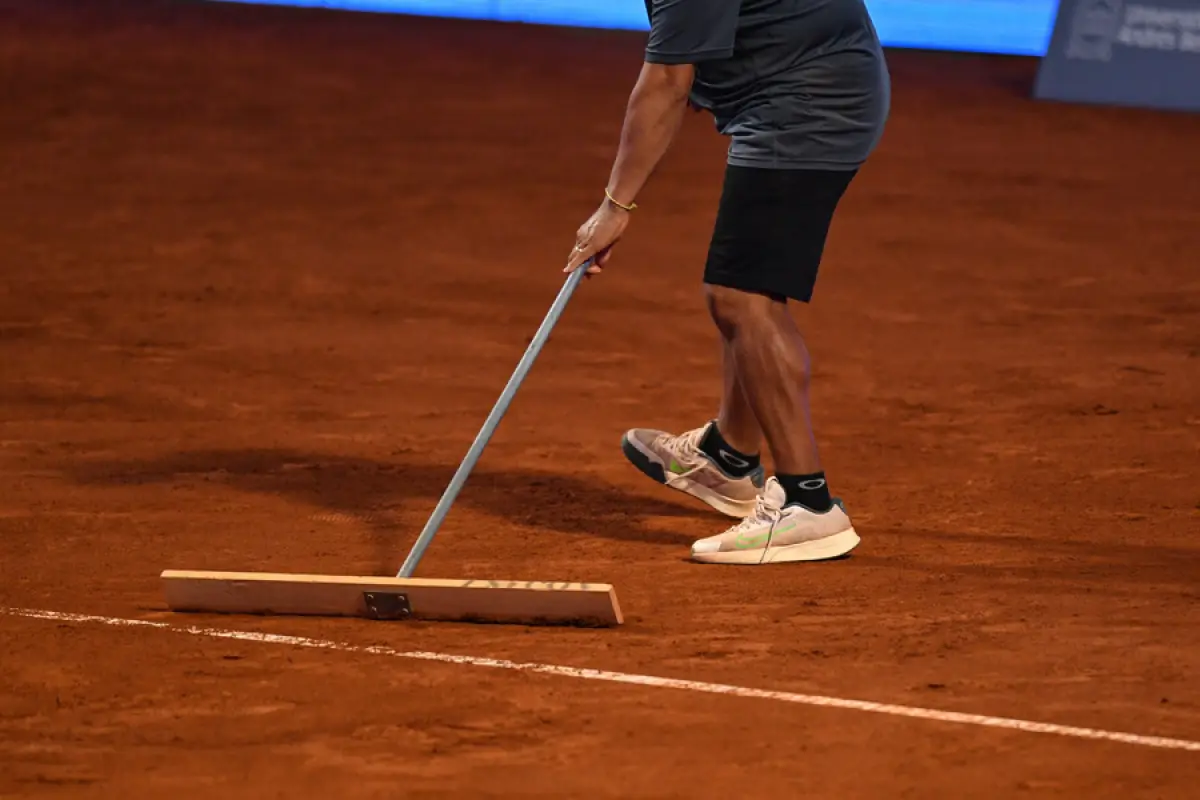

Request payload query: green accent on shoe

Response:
[733,530,771,550]
[668,460,687,475]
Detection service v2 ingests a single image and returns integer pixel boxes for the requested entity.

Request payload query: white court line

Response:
[5,606,1199,753]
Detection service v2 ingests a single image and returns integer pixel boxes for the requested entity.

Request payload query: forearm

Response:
[605,63,694,208]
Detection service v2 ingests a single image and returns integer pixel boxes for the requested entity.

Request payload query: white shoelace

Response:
[655,427,706,460]
[726,489,784,533]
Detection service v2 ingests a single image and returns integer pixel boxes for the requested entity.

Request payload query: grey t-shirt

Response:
[644,0,891,170]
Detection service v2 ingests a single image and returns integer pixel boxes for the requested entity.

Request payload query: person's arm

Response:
[565,0,740,273]
[607,0,741,207]
[603,62,695,211]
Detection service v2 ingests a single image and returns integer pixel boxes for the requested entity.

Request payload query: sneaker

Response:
[621,421,764,518]
[690,477,860,565]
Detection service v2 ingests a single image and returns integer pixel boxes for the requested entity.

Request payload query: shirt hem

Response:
[644,46,735,65]
[726,155,864,171]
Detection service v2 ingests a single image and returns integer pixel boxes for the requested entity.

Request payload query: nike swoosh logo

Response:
[734,530,770,550]
[734,520,795,551]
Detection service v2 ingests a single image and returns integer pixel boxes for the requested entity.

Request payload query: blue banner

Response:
[213,0,1060,56]
[1034,0,1200,111]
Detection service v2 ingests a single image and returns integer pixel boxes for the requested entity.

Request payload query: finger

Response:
[564,249,581,272]
[564,243,596,273]
[565,251,589,272]
[583,249,602,273]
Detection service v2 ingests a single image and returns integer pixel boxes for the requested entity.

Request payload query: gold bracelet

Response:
[605,188,638,212]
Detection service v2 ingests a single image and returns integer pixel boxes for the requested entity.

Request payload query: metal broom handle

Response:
[397,264,590,578]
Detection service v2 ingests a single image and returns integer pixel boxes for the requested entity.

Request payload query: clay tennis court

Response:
[1,0,1198,795]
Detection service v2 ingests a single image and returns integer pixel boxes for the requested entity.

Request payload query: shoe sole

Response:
[690,528,861,565]
[620,433,755,518]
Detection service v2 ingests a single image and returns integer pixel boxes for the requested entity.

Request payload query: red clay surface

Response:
[1,0,1199,796]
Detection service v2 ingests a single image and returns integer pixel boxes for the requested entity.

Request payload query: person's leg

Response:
[618,329,765,519]
[690,286,858,564]
[705,285,829,511]
[617,159,773,517]
[618,317,773,518]
[682,339,764,480]
[688,164,861,564]
[713,339,763,458]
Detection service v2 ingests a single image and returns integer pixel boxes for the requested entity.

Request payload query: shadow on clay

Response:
[64,451,1198,587]
[67,448,710,550]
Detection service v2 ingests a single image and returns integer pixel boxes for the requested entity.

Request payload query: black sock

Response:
[698,422,760,478]
[776,472,833,512]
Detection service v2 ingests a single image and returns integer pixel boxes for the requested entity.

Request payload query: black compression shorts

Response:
[704,165,857,303]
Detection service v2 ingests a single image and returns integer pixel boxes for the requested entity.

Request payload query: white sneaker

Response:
[690,477,860,565]
[621,421,764,518]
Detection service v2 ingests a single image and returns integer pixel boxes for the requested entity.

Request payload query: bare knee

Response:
[704,284,780,340]
[706,284,811,383]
